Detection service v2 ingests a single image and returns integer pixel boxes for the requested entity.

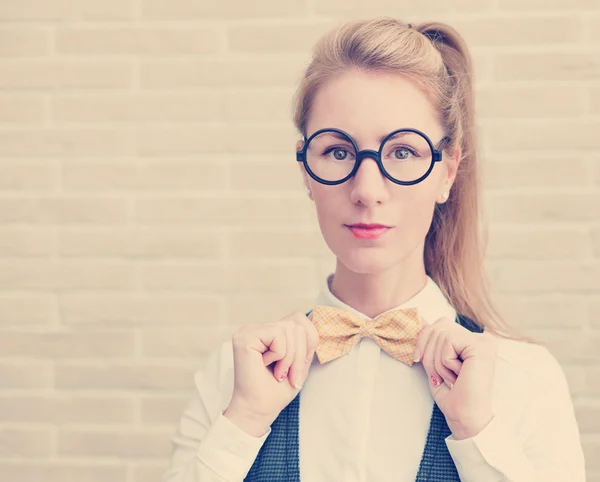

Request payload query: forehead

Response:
[306,69,443,142]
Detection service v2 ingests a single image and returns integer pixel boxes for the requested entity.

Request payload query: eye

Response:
[393,147,416,160]
[323,147,353,161]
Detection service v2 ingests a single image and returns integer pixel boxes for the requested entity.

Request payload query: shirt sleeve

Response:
[161,341,272,482]
[444,346,586,482]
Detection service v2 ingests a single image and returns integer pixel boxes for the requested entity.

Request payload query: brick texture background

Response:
[0,0,598,480]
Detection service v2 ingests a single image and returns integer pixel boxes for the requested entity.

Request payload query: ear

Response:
[437,146,461,204]
[296,139,313,201]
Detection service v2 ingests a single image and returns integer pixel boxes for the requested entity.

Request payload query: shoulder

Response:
[491,335,570,403]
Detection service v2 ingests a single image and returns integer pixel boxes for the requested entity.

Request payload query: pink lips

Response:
[346,224,392,240]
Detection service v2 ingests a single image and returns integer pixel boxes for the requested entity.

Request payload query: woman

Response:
[161,18,586,481]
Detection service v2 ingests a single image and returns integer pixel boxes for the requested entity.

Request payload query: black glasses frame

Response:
[296,127,451,186]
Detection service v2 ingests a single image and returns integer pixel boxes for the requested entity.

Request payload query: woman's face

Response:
[298,69,459,274]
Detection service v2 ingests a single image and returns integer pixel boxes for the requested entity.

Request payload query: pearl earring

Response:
[441,191,449,201]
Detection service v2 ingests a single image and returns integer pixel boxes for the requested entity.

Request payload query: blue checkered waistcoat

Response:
[244,313,483,482]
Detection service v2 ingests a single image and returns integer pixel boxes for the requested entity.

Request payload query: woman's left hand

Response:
[413,317,498,440]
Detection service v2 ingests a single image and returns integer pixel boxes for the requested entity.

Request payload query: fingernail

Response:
[430,375,441,387]
[293,381,303,389]
[304,358,310,364]
[278,370,288,382]
[413,348,420,363]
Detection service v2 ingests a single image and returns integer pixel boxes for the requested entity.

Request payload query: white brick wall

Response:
[0,1,598,480]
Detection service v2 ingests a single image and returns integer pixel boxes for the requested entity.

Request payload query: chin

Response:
[335,246,397,274]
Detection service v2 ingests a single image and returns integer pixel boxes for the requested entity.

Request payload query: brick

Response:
[228,126,300,154]
[589,297,600,327]
[526,330,600,363]
[56,27,219,55]
[490,261,600,293]
[140,58,305,88]
[136,126,226,156]
[61,294,222,325]
[62,161,227,190]
[485,120,600,150]
[583,438,600,471]
[0,396,134,423]
[575,402,600,433]
[477,85,584,118]
[486,192,600,223]
[486,227,592,259]
[0,94,47,123]
[0,0,134,20]
[494,52,599,81]
[590,15,600,43]
[0,295,58,325]
[59,228,222,258]
[0,361,52,389]
[227,294,316,325]
[60,428,172,457]
[0,0,72,20]
[0,463,127,482]
[583,366,600,395]
[140,327,234,358]
[493,294,588,329]
[453,15,581,46]
[142,0,307,19]
[0,163,58,189]
[0,60,133,89]
[228,23,332,52]
[228,262,315,293]
[228,228,328,258]
[0,28,50,57]
[499,0,592,9]
[54,92,222,122]
[230,161,302,191]
[39,197,128,225]
[482,158,589,188]
[0,260,135,290]
[135,197,313,226]
[223,89,294,121]
[141,263,226,291]
[0,227,56,256]
[139,125,296,157]
[0,329,134,358]
[139,396,189,425]
[0,428,53,457]
[0,129,132,157]
[56,363,196,390]
[313,0,493,14]
[0,197,127,225]
[589,85,600,114]
[132,465,167,482]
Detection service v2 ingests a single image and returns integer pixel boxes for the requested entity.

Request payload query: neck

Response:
[330,257,428,319]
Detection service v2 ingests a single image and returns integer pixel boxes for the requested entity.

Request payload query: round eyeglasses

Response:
[296,128,451,186]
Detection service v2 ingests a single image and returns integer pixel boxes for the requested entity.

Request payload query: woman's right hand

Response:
[225,311,320,431]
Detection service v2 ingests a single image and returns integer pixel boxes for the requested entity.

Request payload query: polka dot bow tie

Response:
[308,305,426,366]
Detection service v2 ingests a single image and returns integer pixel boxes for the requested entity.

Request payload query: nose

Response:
[349,151,390,206]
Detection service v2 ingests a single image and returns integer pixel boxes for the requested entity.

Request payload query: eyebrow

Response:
[319,130,413,144]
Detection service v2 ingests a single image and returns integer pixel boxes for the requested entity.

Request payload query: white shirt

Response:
[161,274,586,482]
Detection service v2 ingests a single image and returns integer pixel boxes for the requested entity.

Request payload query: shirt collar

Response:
[314,273,457,325]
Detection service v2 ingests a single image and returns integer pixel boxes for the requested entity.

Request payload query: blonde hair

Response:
[293,18,536,343]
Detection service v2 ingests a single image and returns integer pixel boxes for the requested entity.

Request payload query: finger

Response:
[440,334,462,378]
[434,332,457,386]
[273,323,296,381]
[421,329,444,388]
[296,312,320,363]
[413,324,434,362]
[261,325,286,367]
[288,324,308,389]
